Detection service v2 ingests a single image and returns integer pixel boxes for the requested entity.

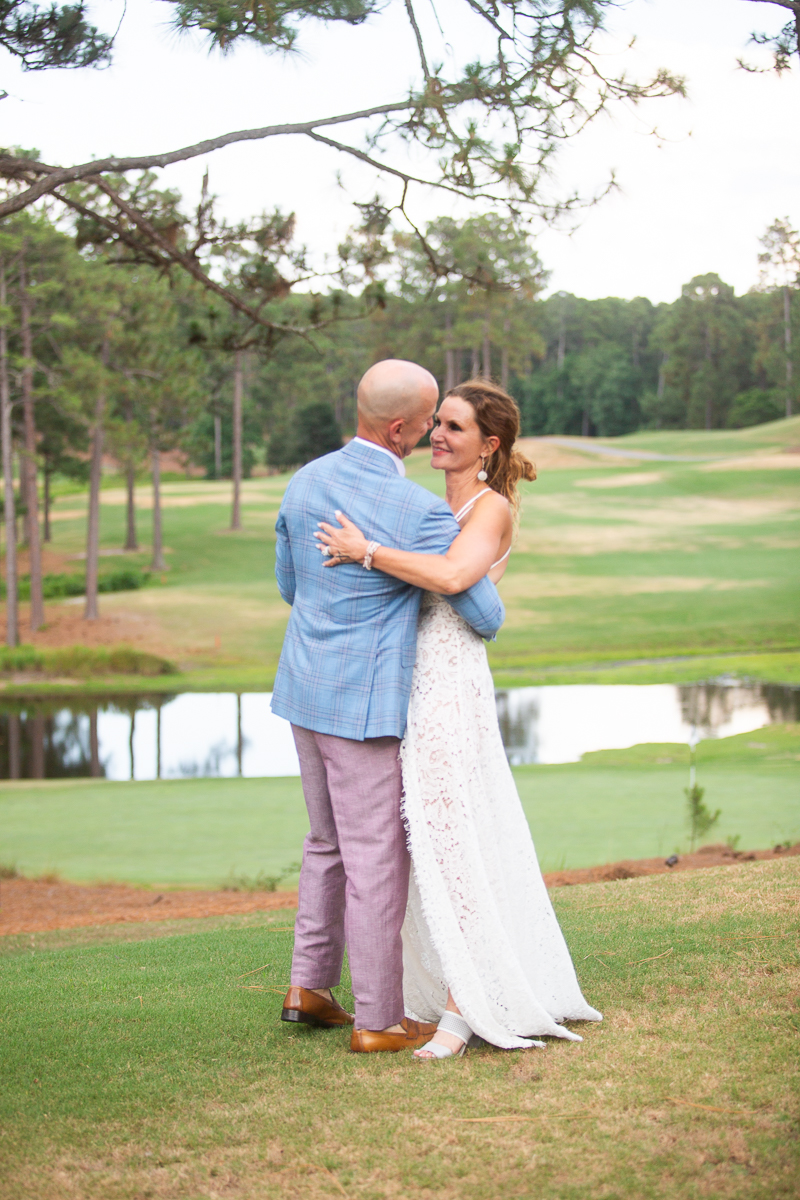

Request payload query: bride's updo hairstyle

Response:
[447,378,537,517]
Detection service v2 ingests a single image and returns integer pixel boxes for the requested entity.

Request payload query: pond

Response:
[1,681,797,780]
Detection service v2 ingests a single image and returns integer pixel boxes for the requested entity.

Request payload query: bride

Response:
[315,378,601,1059]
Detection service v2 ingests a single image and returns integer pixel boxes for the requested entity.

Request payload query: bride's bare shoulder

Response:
[475,490,511,520]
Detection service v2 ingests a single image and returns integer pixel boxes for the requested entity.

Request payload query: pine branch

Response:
[0,101,414,219]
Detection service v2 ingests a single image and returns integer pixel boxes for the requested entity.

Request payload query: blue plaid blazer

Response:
[271,439,505,741]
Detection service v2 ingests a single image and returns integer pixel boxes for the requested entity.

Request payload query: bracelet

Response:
[363,540,381,570]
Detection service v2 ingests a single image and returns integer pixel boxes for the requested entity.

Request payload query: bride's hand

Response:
[314,511,370,566]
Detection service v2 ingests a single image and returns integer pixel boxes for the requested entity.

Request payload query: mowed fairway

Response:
[2,726,798,883]
[15,416,800,690]
[1,859,798,1200]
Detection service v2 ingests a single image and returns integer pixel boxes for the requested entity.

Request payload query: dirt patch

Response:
[0,878,299,935]
[515,438,623,471]
[577,472,664,489]
[543,841,800,888]
[3,843,798,935]
[0,601,169,654]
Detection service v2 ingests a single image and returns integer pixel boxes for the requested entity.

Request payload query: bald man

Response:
[272,359,505,1052]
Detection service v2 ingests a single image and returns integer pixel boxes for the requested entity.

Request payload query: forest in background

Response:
[0,200,798,641]
[1,204,798,486]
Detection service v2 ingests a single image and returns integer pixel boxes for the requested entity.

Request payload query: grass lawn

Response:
[3,727,798,885]
[5,418,798,692]
[0,858,797,1199]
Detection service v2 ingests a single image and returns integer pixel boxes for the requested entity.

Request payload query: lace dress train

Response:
[400,593,602,1049]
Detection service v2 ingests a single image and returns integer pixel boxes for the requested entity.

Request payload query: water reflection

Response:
[0,681,796,779]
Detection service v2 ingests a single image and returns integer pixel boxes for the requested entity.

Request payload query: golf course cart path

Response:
[544,437,731,462]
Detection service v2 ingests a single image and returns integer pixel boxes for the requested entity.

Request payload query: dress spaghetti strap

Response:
[454,488,492,524]
[454,488,510,570]
[490,546,511,570]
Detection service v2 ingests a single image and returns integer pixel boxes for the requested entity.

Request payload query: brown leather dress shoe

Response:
[350,1017,438,1053]
[281,986,355,1029]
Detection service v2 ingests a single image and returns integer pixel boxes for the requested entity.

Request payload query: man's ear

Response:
[387,417,405,449]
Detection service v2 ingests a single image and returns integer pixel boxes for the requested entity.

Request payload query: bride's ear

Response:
[484,435,501,457]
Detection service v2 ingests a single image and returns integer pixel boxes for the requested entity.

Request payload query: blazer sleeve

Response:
[414,504,505,640]
[275,505,296,606]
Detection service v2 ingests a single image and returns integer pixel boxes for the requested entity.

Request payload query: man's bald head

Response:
[357,360,438,425]
[356,359,439,459]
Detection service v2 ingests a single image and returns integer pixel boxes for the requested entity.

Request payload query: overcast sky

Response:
[1,0,797,303]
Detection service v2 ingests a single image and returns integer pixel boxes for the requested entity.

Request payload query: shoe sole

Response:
[350,1036,437,1053]
[281,1007,351,1029]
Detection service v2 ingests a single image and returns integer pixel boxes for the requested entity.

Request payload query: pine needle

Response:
[666,1097,756,1115]
[718,933,797,941]
[626,947,673,966]
[235,964,270,979]
[454,1110,593,1124]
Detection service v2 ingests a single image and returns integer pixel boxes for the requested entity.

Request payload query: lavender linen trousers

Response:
[290,725,410,1030]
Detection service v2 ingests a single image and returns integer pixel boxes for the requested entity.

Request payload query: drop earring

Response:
[477,456,488,482]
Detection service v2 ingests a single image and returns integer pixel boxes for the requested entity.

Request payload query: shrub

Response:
[98,568,149,593]
[0,644,176,677]
[726,388,784,428]
[3,569,148,601]
[0,644,43,672]
[47,646,177,678]
[685,783,721,852]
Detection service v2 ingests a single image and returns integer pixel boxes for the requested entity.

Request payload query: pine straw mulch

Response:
[0,602,167,654]
[2,842,798,936]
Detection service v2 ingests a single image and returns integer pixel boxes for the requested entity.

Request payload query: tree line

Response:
[0,203,798,647]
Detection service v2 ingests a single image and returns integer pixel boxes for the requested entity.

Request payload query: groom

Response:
[272,359,504,1051]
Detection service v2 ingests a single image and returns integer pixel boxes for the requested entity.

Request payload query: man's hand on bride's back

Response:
[315,512,370,566]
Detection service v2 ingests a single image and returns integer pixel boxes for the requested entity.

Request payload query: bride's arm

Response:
[314,494,510,594]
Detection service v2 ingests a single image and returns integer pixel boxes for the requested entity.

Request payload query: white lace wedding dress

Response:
[400,590,602,1049]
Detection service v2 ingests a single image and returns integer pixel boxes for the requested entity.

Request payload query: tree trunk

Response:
[89,709,100,777]
[501,315,510,392]
[151,448,165,570]
[230,350,243,530]
[581,407,590,438]
[557,305,566,369]
[444,348,456,393]
[704,321,713,430]
[84,334,108,622]
[19,253,44,630]
[482,324,491,378]
[17,452,28,543]
[43,469,51,541]
[8,713,20,778]
[236,692,242,777]
[30,712,44,779]
[0,258,18,648]
[214,413,222,479]
[124,461,138,550]
[471,347,480,377]
[784,285,793,419]
[444,311,455,393]
[156,704,162,780]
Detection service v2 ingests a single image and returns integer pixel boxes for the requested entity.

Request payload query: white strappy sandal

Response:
[414,1011,476,1060]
